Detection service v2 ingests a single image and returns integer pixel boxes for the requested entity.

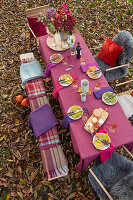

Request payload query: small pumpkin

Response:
[16,95,23,103]
[21,98,29,107]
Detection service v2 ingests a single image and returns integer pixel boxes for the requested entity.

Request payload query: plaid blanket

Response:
[25,78,46,100]
[26,78,68,180]
[38,127,60,151]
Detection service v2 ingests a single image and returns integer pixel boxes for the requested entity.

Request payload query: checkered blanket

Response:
[26,78,69,180]
[25,78,46,100]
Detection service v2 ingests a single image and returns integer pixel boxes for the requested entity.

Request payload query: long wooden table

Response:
[39,33,133,172]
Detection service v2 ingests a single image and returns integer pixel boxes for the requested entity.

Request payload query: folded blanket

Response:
[20,61,44,85]
[29,104,59,138]
[62,108,89,128]
[93,86,114,99]
[38,126,60,151]
[25,78,46,100]
[118,95,133,119]
[52,73,78,99]
[97,126,115,163]
[45,61,62,78]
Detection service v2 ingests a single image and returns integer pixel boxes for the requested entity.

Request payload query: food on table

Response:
[103,92,117,104]
[60,74,72,84]
[16,95,23,103]
[89,65,97,72]
[71,105,83,119]
[93,109,102,118]
[51,54,62,62]
[21,98,29,107]
[92,117,97,123]
[99,119,104,125]
[86,122,92,129]
[93,133,110,149]
[84,108,109,135]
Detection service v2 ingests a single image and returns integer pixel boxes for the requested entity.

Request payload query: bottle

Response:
[70,38,75,55]
[76,42,81,59]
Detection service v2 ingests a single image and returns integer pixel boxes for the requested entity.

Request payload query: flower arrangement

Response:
[38,2,77,35]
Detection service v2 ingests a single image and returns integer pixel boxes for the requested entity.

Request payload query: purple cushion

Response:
[27,17,47,38]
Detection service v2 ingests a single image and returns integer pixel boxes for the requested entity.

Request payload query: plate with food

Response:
[49,53,63,63]
[86,65,102,79]
[93,132,111,150]
[67,105,83,120]
[102,92,118,105]
[58,74,73,87]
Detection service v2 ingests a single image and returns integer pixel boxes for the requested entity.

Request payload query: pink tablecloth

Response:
[39,33,133,172]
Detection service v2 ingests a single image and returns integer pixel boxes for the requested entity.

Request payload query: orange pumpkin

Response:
[21,98,29,107]
[16,95,23,103]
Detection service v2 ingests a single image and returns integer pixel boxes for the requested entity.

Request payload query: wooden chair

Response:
[25,5,49,49]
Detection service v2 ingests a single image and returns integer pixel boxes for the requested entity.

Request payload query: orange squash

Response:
[21,98,29,107]
[16,95,23,103]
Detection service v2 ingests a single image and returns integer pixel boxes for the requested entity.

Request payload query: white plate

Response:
[102,92,118,105]
[58,74,73,87]
[67,105,83,120]
[93,133,111,150]
[86,68,102,79]
[50,53,63,63]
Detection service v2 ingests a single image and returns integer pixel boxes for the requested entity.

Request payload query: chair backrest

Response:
[113,31,133,66]
[25,5,49,18]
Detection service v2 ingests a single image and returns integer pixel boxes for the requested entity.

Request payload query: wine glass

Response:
[108,123,117,133]
[81,111,88,123]
[72,79,78,89]
[62,56,68,65]
[95,81,101,91]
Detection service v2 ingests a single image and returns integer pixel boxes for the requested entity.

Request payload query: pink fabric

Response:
[39,33,133,172]
[97,126,115,163]
[27,17,47,38]
[52,73,78,98]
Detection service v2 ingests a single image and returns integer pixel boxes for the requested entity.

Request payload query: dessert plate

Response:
[102,92,118,105]
[58,74,73,86]
[50,53,63,63]
[93,133,111,150]
[67,105,83,120]
[86,67,102,79]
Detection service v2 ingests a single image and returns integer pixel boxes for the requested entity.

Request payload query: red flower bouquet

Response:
[38,2,77,35]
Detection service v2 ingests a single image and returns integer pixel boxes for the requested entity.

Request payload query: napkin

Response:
[80,62,99,73]
[20,61,44,85]
[45,61,62,78]
[52,73,78,99]
[29,104,59,138]
[62,108,89,128]
[97,126,115,163]
[93,86,114,99]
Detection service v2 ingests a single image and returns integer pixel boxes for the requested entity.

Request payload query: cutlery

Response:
[95,135,111,145]
[66,68,73,71]
[67,109,83,116]
[104,93,114,100]
[58,77,72,83]
[104,94,116,102]
[87,69,101,75]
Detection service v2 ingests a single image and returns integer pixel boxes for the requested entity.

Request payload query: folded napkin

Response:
[97,126,115,163]
[80,62,99,73]
[52,73,78,99]
[20,61,44,85]
[45,61,62,78]
[29,104,59,138]
[62,108,89,128]
[93,86,114,99]
[38,127,60,151]
[25,78,46,100]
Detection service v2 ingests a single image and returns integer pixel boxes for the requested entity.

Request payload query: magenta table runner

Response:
[39,33,133,172]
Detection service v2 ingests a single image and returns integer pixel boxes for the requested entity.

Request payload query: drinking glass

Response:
[95,81,101,90]
[81,111,88,123]
[81,79,89,94]
[62,56,68,65]
[108,123,117,133]
[80,57,85,66]
[72,79,78,89]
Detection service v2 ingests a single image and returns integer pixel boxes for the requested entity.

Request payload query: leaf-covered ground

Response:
[0,0,133,199]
